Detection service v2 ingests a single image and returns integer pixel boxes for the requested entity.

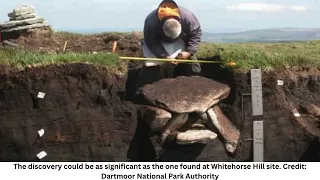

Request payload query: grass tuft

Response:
[0,47,119,69]
[198,41,320,71]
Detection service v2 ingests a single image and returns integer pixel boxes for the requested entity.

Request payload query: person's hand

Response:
[166,56,178,65]
[177,51,191,59]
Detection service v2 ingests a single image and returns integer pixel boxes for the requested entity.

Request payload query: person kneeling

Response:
[142,0,202,76]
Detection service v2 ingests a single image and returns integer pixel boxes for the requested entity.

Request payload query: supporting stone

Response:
[196,111,209,121]
[207,106,240,153]
[176,130,217,145]
[160,113,189,144]
[179,114,207,131]
[140,106,172,132]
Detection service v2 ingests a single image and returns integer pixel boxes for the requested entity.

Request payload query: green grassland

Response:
[0,31,320,71]
[198,41,320,71]
[0,47,120,69]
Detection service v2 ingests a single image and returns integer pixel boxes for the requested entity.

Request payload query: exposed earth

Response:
[2,28,143,56]
[2,28,144,69]
[0,28,319,161]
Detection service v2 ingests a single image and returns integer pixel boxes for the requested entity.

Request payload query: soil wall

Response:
[0,64,139,161]
[0,62,319,162]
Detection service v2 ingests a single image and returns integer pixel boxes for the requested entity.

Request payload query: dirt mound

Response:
[2,28,143,57]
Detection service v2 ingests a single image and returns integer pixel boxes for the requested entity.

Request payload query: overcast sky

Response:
[1,0,319,33]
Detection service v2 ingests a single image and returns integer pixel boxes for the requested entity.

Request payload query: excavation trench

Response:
[0,59,319,161]
[125,57,320,162]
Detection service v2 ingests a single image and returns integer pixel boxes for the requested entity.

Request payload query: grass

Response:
[0,47,120,69]
[0,30,320,71]
[198,41,320,71]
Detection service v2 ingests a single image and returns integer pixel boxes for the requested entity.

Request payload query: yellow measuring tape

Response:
[118,56,237,67]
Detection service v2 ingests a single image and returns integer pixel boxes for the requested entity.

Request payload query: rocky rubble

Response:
[0,5,49,32]
[138,76,241,154]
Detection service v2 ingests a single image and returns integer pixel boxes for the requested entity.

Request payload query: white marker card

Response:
[292,109,301,117]
[36,151,47,159]
[37,92,45,99]
[169,49,182,59]
[277,80,284,86]
[38,129,44,137]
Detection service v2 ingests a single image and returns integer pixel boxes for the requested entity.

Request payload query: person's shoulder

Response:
[144,9,160,29]
[178,6,196,17]
[178,6,193,14]
[145,9,157,21]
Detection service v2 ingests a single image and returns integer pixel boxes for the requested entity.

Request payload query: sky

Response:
[1,0,320,33]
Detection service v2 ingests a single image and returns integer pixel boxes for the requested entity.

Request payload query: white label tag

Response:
[36,151,47,159]
[38,129,44,137]
[37,92,45,99]
[277,80,284,86]
[169,49,182,59]
[294,113,301,117]
[292,108,301,117]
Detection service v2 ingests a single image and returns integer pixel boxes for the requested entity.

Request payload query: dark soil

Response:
[0,64,140,161]
[200,61,320,161]
[0,30,319,161]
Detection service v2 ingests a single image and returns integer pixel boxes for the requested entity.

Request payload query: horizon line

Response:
[55,27,320,34]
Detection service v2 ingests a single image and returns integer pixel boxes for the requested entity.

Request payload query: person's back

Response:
[143,0,202,62]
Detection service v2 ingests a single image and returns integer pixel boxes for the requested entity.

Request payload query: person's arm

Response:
[185,13,202,55]
[144,16,169,58]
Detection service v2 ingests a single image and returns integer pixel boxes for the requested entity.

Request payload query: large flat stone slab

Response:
[10,13,36,21]
[139,76,230,113]
[0,17,45,29]
[1,22,49,32]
